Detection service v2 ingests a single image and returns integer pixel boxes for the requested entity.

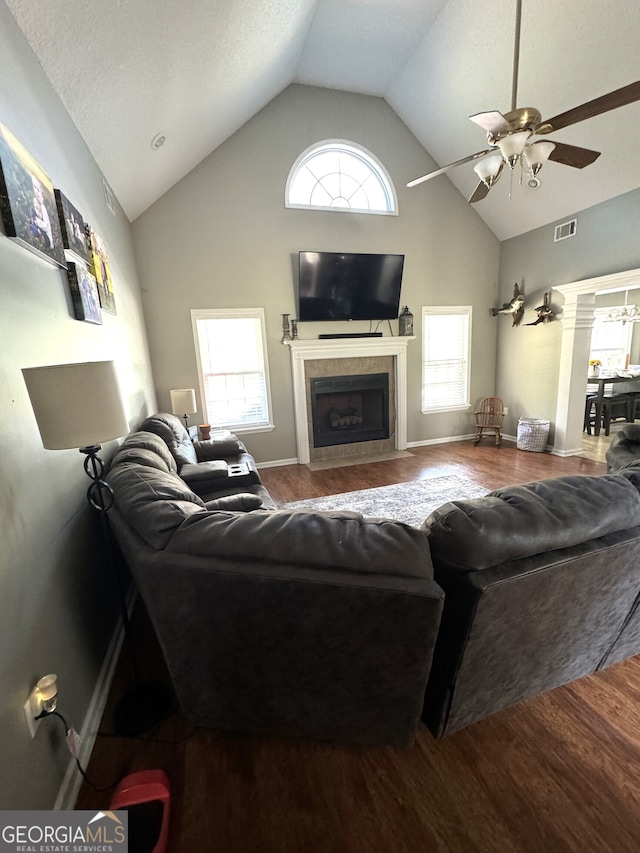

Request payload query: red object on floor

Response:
[110,769,170,853]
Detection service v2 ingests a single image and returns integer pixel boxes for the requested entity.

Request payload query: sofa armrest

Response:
[194,437,243,461]
[179,460,229,490]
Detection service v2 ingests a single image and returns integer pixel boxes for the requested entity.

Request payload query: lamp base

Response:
[113,682,174,737]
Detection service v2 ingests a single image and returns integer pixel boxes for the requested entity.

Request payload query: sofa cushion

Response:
[141,412,197,467]
[112,430,177,474]
[166,508,433,579]
[204,493,263,511]
[107,462,205,549]
[423,474,640,573]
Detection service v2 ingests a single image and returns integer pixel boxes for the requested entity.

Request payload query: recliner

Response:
[140,412,261,495]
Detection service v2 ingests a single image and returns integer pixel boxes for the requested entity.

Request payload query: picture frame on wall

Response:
[66,262,102,324]
[0,122,66,268]
[54,189,91,264]
[87,226,116,314]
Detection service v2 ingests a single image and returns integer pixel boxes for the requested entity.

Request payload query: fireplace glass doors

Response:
[310,373,390,448]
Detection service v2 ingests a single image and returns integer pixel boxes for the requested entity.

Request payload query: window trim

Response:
[421,305,472,414]
[190,307,274,434]
[285,139,398,216]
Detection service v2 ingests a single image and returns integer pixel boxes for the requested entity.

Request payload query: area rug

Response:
[278,475,488,527]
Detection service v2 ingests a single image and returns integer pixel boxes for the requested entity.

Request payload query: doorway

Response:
[553,267,640,457]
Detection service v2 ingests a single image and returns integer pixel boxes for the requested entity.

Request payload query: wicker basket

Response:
[516,417,550,452]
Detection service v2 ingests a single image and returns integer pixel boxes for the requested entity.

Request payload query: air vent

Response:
[554,218,577,242]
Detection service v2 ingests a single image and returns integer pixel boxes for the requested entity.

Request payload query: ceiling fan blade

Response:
[547,141,601,169]
[407,150,492,188]
[468,182,490,204]
[539,80,640,133]
[469,111,512,135]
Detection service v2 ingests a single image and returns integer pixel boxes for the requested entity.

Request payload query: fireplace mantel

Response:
[284,337,414,464]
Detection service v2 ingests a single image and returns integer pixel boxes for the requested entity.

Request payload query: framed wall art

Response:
[0,122,66,267]
[54,189,90,264]
[66,262,102,324]
[87,226,116,314]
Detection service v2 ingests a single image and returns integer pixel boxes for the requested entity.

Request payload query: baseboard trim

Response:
[256,457,298,468]
[407,433,476,448]
[53,590,135,810]
[550,446,584,457]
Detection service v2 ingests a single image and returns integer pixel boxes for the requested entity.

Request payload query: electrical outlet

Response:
[24,697,40,739]
[504,406,509,415]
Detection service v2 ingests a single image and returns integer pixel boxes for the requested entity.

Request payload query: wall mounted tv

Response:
[297,251,404,322]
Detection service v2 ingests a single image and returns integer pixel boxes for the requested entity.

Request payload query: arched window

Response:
[285,140,397,215]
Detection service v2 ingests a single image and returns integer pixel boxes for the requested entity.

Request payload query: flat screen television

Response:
[297,251,404,321]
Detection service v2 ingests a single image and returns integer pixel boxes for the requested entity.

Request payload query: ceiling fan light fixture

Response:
[497,130,532,168]
[523,140,556,175]
[473,153,504,187]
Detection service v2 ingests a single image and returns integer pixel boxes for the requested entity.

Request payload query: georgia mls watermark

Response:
[0,810,128,853]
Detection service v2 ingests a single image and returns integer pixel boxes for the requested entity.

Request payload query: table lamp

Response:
[169,388,197,430]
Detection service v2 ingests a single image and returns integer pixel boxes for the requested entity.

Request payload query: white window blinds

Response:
[191,309,272,431]
[422,306,472,412]
[589,307,633,369]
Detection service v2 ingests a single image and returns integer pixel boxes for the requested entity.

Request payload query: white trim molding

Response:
[553,266,640,456]
[284,337,414,465]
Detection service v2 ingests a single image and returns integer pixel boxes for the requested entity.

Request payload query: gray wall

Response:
[132,84,501,462]
[497,188,640,439]
[0,1,156,808]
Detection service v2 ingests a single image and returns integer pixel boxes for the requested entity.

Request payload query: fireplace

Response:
[310,373,390,448]
[283,337,412,464]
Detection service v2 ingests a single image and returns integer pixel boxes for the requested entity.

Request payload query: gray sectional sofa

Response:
[106,415,445,746]
[105,413,640,745]
[421,473,640,737]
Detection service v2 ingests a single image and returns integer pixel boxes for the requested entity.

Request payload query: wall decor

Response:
[490,282,525,327]
[526,291,555,326]
[87,226,116,314]
[54,189,90,264]
[66,262,102,324]
[0,122,66,267]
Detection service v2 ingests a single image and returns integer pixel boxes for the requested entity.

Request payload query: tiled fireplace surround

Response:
[284,338,412,464]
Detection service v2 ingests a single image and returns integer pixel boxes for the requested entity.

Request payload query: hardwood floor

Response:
[76,440,640,852]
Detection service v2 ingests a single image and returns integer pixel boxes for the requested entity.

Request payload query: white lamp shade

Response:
[497,130,532,161]
[170,388,197,415]
[22,360,128,450]
[474,153,504,183]
[523,140,556,168]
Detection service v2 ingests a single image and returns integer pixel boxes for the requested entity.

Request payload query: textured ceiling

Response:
[6,0,640,239]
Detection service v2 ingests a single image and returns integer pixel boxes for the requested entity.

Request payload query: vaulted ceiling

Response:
[7,0,640,239]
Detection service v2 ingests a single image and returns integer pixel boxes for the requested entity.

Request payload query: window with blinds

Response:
[191,308,273,432]
[589,307,633,368]
[422,306,472,413]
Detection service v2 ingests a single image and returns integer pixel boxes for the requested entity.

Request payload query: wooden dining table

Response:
[586,373,640,436]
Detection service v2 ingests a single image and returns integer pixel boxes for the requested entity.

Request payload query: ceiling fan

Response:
[407,0,640,203]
